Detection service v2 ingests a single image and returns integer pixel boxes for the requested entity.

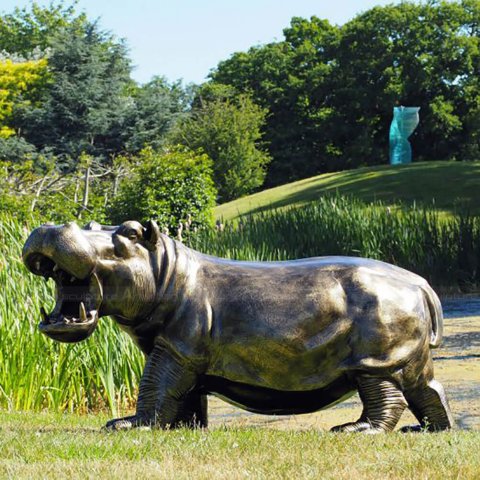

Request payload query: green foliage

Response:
[0,155,112,224]
[171,83,271,201]
[108,146,217,231]
[0,1,87,56]
[212,1,480,186]
[124,77,190,153]
[0,3,190,172]
[16,21,132,165]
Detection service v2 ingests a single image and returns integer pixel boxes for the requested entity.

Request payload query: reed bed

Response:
[1,195,480,412]
[194,196,480,291]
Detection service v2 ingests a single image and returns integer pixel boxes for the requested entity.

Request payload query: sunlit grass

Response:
[215,161,480,221]
[0,411,478,479]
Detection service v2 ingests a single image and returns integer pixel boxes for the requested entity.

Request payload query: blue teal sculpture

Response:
[389,106,420,165]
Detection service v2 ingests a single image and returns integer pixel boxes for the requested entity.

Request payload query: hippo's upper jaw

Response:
[23,220,161,343]
[23,223,105,343]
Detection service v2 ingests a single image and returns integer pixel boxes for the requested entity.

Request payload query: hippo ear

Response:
[143,220,161,250]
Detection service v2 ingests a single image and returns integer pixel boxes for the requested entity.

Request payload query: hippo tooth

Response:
[90,273,103,304]
[70,276,76,283]
[40,306,49,324]
[53,264,59,272]
[79,302,87,322]
[35,260,41,271]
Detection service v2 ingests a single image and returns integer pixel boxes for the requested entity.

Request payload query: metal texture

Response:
[22,220,454,432]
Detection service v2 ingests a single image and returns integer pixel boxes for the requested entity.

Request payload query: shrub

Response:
[107,146,217,231]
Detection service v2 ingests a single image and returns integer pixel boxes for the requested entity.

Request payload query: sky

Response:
[1,0,404,84]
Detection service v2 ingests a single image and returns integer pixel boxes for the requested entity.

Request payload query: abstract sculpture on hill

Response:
[23,220,453,432]
[389,106,420,165]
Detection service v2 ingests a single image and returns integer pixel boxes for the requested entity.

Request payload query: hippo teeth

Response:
[80,302,87,322]
[37,262,103,330]
[90,273,103,306]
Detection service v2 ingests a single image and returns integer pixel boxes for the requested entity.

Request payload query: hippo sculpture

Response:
[22,220,453,433]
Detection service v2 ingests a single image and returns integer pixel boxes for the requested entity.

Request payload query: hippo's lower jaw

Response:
[25,253,103,343]
[39,307,99,343]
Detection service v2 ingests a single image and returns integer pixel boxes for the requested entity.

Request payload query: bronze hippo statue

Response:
[22,220,453,432]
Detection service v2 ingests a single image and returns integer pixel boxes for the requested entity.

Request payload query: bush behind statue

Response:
[107,146,217,232]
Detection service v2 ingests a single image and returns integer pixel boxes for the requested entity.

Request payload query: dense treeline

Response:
[212,0,480,186]
[0,2,268,222]
[0,1,478,222]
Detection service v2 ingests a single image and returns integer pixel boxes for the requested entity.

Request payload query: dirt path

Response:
[207,315,480,431]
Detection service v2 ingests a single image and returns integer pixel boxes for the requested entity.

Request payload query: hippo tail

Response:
[421,284,443,348]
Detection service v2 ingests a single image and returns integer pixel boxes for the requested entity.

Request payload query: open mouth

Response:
[25,253,103,343]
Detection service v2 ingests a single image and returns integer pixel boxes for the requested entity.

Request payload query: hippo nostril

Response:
[25,253,56,277]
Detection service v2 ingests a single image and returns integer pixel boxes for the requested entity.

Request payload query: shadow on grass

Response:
[441,332,480,351]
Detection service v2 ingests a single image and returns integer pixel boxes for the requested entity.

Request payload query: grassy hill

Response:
[215,161,480,221]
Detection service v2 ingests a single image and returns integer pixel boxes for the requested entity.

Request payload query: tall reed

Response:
[192,195,480,290]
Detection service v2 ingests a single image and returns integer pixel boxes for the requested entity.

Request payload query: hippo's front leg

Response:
[105,344,202,430]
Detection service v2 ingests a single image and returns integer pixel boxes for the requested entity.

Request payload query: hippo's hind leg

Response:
[401,379,454,432]
[331,375,407,433]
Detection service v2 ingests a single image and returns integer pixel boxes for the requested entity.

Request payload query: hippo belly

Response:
[200,374,356,415]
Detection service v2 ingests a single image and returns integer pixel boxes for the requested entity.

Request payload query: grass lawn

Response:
[0,411,479,480]
[1,314,479,480]
[215,161,480,221]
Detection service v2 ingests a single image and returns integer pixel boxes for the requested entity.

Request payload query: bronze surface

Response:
[22,220,454,432]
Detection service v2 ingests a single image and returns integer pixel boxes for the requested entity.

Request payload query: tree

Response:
[0,1,87,57]
[211,1,480,185]
[124,76,190,153]
[0,57,50,138]
[107,146,217,230]
[15,20,132,167]
[171,84,271,201]
[211,17,339,185]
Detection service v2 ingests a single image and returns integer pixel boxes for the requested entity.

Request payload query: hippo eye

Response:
[116,222,145,242]
[125,228,139,240]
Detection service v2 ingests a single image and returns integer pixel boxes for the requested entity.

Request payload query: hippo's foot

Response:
[331,375,407,433]
[104,391,208,431]
[104,414,153,431]
[331,421,384,434]
[403,379,454,431]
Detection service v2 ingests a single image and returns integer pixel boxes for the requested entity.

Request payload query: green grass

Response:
[215,161,480,221]
[0,412,478,479]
